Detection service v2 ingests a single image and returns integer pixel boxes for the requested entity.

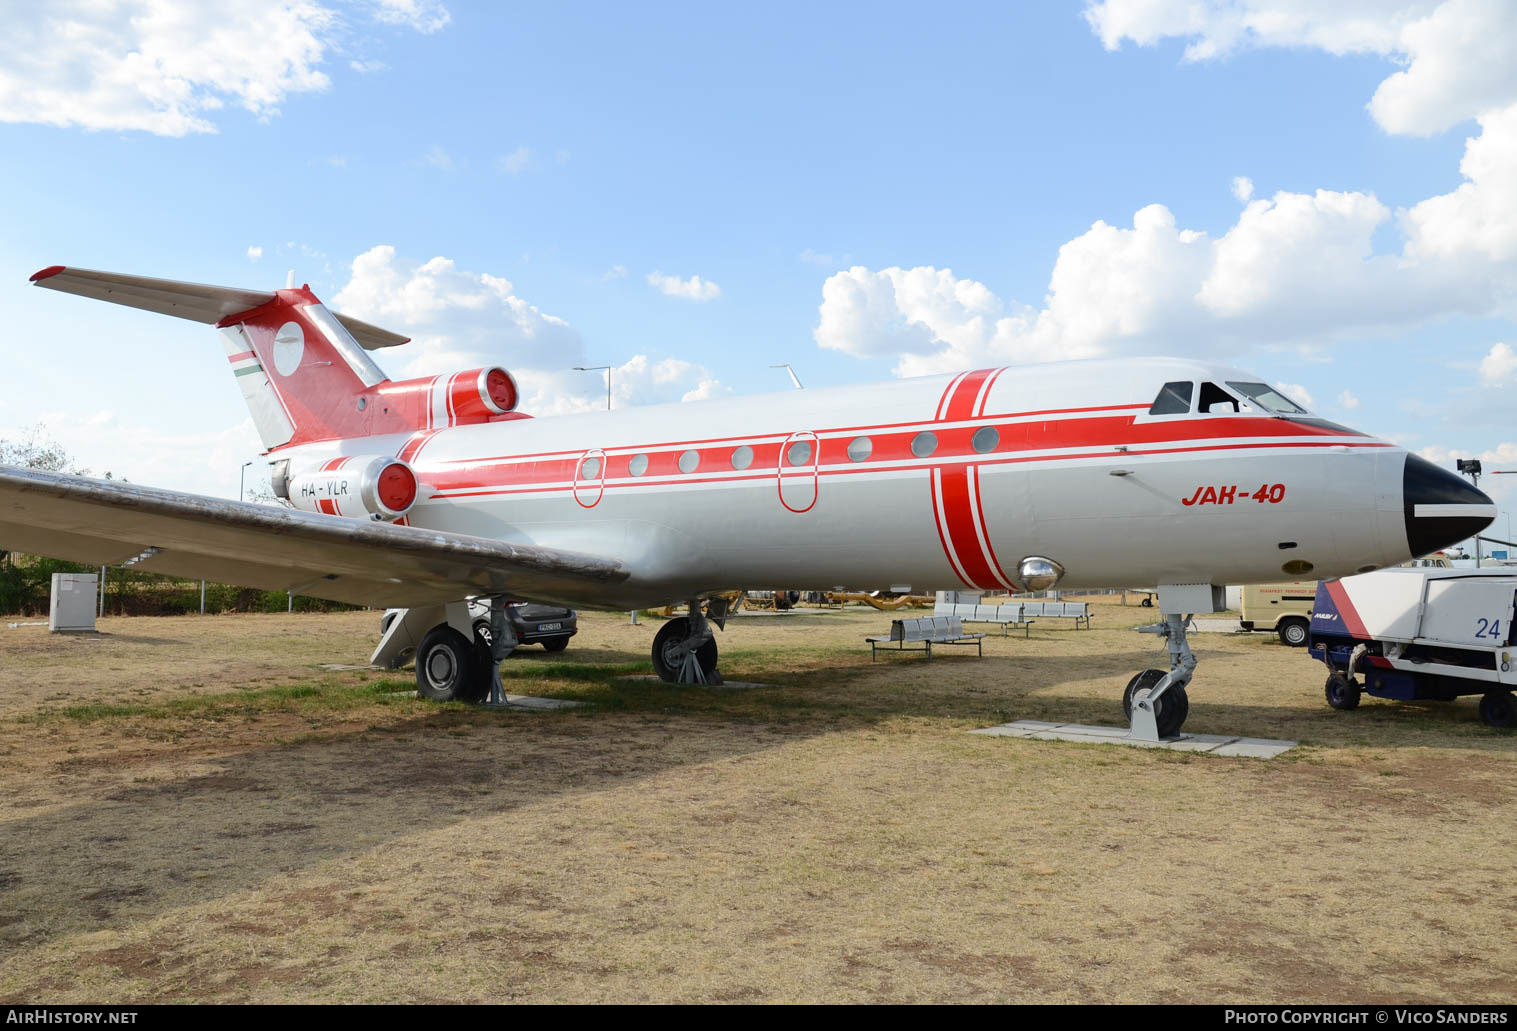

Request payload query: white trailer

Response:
[1307,567,1516,727]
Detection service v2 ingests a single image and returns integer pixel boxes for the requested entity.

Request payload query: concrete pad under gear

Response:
[970,720,1297,758]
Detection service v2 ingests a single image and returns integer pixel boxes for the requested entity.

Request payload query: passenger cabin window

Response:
[1148,381,1193,415]
[1198,381,1240,414]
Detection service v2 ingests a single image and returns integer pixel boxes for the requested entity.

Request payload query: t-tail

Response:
[29,266,524,451]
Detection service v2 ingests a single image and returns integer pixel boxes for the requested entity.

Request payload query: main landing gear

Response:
[415,596,518,703]
[651,599,725,684]
[1123,613,1195,740]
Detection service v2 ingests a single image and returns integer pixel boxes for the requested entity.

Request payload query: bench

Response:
[932,600,1036,637]
[1017,601,1093,629]
[866,616,985,660]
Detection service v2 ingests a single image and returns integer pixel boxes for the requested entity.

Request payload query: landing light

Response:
[1018,556,1065,592]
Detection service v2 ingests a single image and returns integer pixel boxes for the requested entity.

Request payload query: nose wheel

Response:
[1123,668,1189,738]
[1127,613,1196,740]
[651,603,722,684]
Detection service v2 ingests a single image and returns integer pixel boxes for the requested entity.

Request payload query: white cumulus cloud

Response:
[246,246,262,262]
[1479,342,1517,382]
[1273,382,1316,409]
[0,0,447,137]
[815,3,1517,376]
[1338,390,1362,410]
[332,246,724,413]
[647,271,721,301]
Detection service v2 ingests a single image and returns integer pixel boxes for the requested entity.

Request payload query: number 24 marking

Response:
[1475,618,1503,640]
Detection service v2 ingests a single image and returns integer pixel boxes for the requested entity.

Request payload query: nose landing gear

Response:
[1126,613,1195,740]
[651,600,723,684]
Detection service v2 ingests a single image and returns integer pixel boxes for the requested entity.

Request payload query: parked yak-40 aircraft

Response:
[0,266,1497,738]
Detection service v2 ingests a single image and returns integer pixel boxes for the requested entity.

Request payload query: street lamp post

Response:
[573,366,612,410]
[220,459,255,616]
[1457,459,1483,567]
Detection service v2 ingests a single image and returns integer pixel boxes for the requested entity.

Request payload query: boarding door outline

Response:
[777,431,820,513]
[574,448,606,508]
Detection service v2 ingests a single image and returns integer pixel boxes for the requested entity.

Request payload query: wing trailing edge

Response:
[0,467,628,610]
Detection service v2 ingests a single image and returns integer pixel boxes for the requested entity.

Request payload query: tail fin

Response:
[31,266,410,451]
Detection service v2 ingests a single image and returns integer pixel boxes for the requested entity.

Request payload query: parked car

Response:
[468,599,577,652]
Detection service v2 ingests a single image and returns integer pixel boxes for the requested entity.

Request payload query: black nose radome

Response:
[1403,453,1497,558]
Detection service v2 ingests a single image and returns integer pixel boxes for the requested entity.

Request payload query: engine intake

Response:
[286,455,419,521]
[373,366,519,430]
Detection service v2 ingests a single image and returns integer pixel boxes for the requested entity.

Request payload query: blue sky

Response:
[1,1,1514,543]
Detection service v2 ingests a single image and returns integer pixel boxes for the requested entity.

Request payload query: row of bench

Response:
[933,599,1093,632]
[866,616,984,660]
[865,601,1095,661]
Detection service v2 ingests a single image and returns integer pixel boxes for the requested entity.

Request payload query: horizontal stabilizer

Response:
[30,265,409,350]
[0,467,628,609]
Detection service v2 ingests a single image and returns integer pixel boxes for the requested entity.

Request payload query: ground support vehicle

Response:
[1307,568,1517,727]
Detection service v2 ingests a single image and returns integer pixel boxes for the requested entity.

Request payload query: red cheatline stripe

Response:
[226,350,256,363]
[1325,581,1370,637]
[432,415,1375,490]
[425,438,1390,499]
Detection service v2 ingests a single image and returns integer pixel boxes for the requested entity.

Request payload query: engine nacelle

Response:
[285,455,419,521]
[374,366,519,430]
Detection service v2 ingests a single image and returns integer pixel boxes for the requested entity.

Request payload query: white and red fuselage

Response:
[26,269,1490,612]
[268,357,1443,611]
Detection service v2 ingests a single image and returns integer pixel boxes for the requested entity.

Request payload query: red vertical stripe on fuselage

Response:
[929,369,1012,590]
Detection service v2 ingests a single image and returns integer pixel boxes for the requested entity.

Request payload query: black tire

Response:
[416,626,481,702]
[1122,668,1188,737]
[1479,689,1515,728]
[651,617,718,683]
[1140,596,1153,607]
[1278,619,1310,647]
[542,636,570,653]
[1325,673,1361,711]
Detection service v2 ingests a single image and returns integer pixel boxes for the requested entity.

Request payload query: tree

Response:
[0,424,81,474]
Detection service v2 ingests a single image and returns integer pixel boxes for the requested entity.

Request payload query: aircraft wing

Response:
[0,467,628,608]
[29,265,409,350]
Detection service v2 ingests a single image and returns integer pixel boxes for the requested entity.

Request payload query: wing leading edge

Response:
[0,467,627,609]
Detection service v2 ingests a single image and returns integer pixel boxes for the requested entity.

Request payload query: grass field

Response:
[0,600,1513,1003]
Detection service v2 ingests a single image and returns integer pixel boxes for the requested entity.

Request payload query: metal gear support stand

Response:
[1130,613,1196,741]
[674,599,719,684]
[483,596,519,705]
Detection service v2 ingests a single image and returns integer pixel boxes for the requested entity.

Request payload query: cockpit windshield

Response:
[1225,381,1308,415]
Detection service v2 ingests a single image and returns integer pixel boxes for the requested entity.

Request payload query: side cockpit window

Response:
[1225,381,1308,415]
[1148,381,1193,415]
[1198,381,1240,414]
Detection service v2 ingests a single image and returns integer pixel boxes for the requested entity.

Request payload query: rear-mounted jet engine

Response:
[281,455,419,522]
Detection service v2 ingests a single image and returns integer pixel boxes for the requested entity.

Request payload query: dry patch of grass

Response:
[1,600,1514,1003]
